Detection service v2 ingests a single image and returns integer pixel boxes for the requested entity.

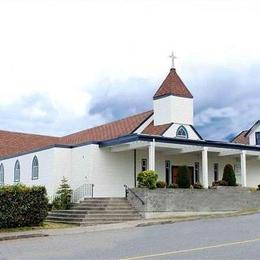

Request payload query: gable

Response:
[163,124,202,140]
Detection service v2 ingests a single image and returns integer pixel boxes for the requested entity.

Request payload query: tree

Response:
[53,177,72,210]
[177,166,191,188]
[222,164,236,186]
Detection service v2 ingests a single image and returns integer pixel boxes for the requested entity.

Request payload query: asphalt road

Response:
[1,213,260,259]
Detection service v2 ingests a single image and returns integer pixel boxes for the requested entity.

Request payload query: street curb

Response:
[0,233,48,242]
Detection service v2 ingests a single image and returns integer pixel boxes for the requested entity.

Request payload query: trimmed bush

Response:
[156,181,166,188]
[137,170,158,189]
[168,183,179,189]
[222,164,237,186]
[177,166,191,188]
[52,177,72,210]
[193,182,203,189]
[0,184,48,228]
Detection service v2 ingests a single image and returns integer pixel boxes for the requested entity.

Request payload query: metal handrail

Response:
[72,183,94,203]
[124,184,145,205]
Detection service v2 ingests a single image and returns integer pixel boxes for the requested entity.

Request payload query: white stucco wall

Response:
[70,144,135,197]
[0,147,73,198]
[153,95,193,126]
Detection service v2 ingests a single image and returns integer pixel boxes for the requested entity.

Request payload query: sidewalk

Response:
[0,210,259,242]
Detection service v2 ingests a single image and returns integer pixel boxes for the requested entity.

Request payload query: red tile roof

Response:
[142,121,172,136]
[0,130,59,158]
[0,110,153,158]
[154,68,193,99]
[60,110,153,145]
[231,130,249,145]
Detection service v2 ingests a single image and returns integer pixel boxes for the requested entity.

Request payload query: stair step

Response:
[73,207,133,210]
[48,212,86,218]
[47,216,85,221]
[84,214,141,219]
[47,197,142,225]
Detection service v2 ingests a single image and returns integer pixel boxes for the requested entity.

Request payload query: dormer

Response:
[153,68,194,126]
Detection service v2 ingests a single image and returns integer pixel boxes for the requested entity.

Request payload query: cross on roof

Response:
[169,51,177,69]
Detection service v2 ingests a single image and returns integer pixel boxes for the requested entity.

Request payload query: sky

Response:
[1,0,260,141]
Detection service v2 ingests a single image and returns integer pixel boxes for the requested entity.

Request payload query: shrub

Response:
[193,182,203,189]
[137,170,158,189]
[222,164,237,186]
[212,180,228,187]
[156,181,166,188]
[53,177,72,210]
[0,184,48,228]
[257,184,260,191]
[167,183,178,189]
[177,166,191,188]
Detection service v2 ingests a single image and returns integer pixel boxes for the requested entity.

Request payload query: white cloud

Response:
[1,0,260,138]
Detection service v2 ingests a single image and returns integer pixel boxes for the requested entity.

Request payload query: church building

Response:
[1,63,260,199]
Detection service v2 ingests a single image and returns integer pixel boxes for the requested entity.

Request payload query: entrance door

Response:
[171,166,194,185]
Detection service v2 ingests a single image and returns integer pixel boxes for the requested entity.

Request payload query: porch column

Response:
[148,139,155,171]
[202,147,209,188]
[240,151,247,187]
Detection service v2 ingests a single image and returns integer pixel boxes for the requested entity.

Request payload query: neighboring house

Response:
[1,65,260,198]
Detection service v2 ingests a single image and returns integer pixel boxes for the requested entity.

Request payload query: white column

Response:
[148,139,155,171]
[240,151,247,187]
[202,147,209,188]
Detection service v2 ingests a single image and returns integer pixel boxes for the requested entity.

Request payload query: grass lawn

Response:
[0,222,77,233]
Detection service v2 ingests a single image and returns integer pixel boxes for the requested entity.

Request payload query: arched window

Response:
[32,156,39,180]
[14,160,20,183]
[0,163,4,185]
[176,126,188,139]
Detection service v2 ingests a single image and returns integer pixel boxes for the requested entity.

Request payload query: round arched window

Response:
[176,126,188,139]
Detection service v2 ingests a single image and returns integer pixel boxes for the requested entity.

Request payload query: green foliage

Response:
[137,170,158,189]
[167,183,178,189]
[222,164,237,186]
[177,166,191,188]
[193,182,203,189]
[53,177,72,210]
[156,181,166,188]
[0,184,48,228]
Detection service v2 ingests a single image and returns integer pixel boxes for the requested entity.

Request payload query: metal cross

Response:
[169,51,177,69]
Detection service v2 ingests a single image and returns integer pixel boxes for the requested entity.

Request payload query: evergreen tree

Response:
[222,164,236,186]
[53,177,72,210]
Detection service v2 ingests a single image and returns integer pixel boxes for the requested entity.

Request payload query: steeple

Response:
[153,65,194,126]
[153,68,193,100]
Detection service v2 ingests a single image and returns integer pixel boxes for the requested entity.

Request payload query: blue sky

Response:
[1,0,260,141]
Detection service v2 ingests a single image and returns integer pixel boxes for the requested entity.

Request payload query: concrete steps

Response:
[46,197,142,226]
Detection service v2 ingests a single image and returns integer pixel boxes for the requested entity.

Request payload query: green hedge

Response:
[0,184,48,228]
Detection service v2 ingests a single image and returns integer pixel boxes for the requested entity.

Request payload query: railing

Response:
[124,184,145,205]
[72,183,94,203]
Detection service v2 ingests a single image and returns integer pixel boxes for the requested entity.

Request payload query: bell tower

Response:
[153,55,194,126]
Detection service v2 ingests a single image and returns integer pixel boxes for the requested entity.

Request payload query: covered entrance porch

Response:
[103,135,260,188]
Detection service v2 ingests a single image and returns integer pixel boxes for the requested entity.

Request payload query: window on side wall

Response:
[0,163,4,185]
[141,159,147,172]
[256,132,260,145]
[214,163,219,181]
[194,162,199,183]
[14,160,20,183]
[32,156,39,180]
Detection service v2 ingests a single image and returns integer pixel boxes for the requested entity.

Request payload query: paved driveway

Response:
[0,213,260,259]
